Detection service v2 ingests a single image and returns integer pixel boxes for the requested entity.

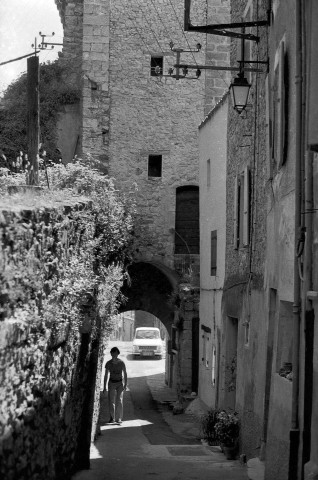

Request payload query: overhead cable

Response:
[167,0,198,66]
[148,0,173,43]
[134,0,166,54]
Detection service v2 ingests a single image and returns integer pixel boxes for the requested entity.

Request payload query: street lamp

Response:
[229,74,251,114]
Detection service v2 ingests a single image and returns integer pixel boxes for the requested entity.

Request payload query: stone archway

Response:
[118,262,177,334]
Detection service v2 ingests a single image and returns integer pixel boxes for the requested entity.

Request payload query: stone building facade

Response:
[221,0,269,464]
[55,0,230,392]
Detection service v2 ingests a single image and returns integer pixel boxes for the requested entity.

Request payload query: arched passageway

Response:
[118,262,176,334]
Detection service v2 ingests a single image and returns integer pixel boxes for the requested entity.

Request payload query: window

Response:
[233,167,250,248]
[276,301,293,377]
[150,56,163,76]
[271,39,286,172]
[211,230,217,276]
[207,159,211,187]
[202,334,209,368]
[211,346,216,386]
[201,325,211,368]
[148,155,162,177]
[244,320,250,346]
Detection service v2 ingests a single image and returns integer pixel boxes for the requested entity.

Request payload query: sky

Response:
[0,0,63,95]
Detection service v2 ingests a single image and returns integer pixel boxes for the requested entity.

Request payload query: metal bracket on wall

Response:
[184,0,270,42]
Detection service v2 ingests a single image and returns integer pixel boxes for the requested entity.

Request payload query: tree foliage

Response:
[0,60,80,168]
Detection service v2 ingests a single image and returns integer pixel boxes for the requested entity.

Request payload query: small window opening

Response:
[211,230,217,276]
[148,155,162,177]
[212,346,216,386]
[207,159,211,187]
[202,334,209,367]
[244,321,250,346]
[151,56,163,76]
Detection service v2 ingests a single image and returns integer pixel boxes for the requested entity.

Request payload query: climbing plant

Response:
[0,158,137,342]
[0,160,137,478]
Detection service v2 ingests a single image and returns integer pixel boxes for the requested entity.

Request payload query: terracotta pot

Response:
[222,444,238,460]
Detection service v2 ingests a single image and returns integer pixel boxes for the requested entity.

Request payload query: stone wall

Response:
[205,0,231,116]
[0,201,100,479]
[174,285,200,394]
[56,0,230,270]
[225,0,268,290]
[55,0,84,159]
[107,0,205,270]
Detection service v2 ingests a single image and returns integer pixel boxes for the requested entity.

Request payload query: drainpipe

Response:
[288,1,303,479]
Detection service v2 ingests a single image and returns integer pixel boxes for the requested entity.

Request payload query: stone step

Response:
[247,457,265,480]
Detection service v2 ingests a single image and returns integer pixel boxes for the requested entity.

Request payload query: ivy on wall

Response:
[0,160,136,479]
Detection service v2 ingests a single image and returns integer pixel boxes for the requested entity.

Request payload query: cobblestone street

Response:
[72,342,248,480]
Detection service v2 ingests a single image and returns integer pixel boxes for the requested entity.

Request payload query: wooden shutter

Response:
[211,230,217,276]
[265,75,272,178]
[243,166,250,246]
[175,186,199,254]
[233,176,239,249]
[277,40,285,167]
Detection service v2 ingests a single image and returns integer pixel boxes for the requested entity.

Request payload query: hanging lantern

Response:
[229,74,251,114]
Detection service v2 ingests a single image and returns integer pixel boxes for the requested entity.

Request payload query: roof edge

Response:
[198,91,229,130]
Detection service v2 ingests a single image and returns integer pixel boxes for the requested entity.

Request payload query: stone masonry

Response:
[55,0,231,272]
[55,0,231,395]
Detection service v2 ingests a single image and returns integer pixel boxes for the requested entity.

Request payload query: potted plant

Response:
[214,410,240,459]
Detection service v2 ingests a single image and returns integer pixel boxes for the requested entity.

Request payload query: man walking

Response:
[103,346,127,424]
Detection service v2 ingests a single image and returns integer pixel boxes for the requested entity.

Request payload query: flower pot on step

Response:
[222,444,238,460]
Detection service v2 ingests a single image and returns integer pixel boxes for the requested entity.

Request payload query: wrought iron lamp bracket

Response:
[184,0,270,43]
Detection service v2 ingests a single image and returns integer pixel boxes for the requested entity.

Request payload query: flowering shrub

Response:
[0,157,137,340]
[214,411,240,446]
[0,159,137,478]
[200,409,221,445]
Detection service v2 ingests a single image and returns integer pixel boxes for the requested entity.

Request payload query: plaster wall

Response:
[265,190,294,300]
[265,375,292,480]
[198,95,228,408]
[306,155,318,479]
[221,289,267,459]
[264,1,298,477]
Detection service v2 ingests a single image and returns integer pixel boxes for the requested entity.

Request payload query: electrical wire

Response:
[111,4,168,87]
[110,2,226,107]
[111,4,154,56]
[134,0,166,54]
[148,0,173,43]
[166,0,198,66]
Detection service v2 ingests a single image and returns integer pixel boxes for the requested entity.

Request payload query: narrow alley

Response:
[72,342,247,480]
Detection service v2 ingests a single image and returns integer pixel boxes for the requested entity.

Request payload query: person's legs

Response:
[115,382,124,421]
[108,382,116,421]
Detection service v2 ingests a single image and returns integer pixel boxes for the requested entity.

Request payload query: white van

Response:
[132,327,162,359]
